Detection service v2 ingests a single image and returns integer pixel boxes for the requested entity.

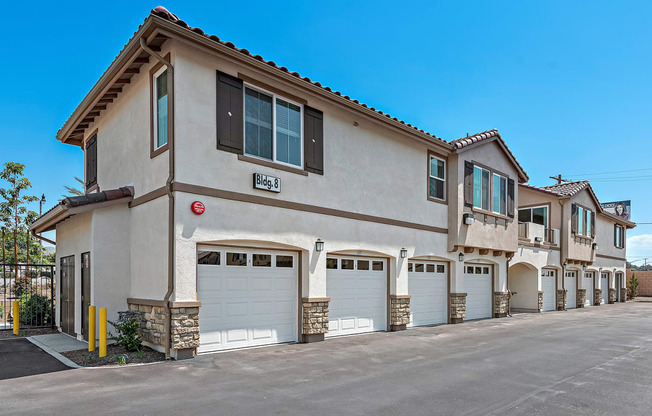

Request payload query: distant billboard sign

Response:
[601,200,631,221]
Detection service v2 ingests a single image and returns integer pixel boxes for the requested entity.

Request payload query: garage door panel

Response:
[465,266,492,321]
[327,257,387,337]
[541,272,556,312]
[565,272,577,309]
[197,247,298,353]
[408,262,448,327]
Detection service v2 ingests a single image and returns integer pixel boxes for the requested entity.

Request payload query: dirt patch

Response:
[633,296,652,303]
[0,328,58,339]
[61,344,165,367]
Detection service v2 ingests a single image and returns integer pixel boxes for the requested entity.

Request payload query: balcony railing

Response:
[519,222,559,246]
[518,222,528,239]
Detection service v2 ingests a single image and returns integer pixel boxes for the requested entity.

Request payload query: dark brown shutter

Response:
[464,161,474,207]
[571,203,577,234]
[507,178,515,218]
[85,134,97,188]
[304,106,324,175]
[614,224,617,247]
[216,71,244,154]
[591,211,596,238]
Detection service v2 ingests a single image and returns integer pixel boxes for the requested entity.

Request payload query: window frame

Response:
[150,54,171,159]
[243,83,304,170]
[473,166,491,211]
[470,161,511,217]
[427,151,447,203]
[492,172,507,216]
[518,205,549,228]
[615,224,625,248]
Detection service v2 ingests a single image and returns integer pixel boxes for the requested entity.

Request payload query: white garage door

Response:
[583,272,594,306]
[541,269,556,312]
[601,274,609,305]
[565,271,577,309]
[408,261,447,327]
[465,265,492,320]
[197,247,298,353]
[326,257,386,337]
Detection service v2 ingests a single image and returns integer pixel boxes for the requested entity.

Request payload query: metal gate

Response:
[1,264,55,331]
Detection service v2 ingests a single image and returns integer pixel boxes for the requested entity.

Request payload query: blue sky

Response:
[0,1,650,259]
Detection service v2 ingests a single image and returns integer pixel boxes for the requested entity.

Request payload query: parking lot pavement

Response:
[0,338,70,381]
[1,302,651,415]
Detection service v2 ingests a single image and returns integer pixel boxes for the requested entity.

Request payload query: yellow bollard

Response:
[99,308,107,358]
[89,306,96,352]
[12,301,19,335]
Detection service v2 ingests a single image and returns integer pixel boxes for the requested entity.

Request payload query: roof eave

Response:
[453,136,529,183]
[29,205,69,233]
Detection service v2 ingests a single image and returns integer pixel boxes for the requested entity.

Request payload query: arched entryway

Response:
[509,262,539,312]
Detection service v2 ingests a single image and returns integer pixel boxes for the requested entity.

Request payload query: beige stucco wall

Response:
[55,212,93,337]
[566,188,599,262]
[448,140,520,253]
[518,186,563,231]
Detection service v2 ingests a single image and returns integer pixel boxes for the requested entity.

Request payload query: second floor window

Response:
[244,86,302,168]
[518,206,548,228]
[473,166,490,211]
[154,68,168,149]
[615,225,625,248]
[429,155,445,200]
[578,206,584,235]
[492,173,507,216]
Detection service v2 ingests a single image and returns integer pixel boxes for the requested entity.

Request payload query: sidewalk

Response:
[27,333,87,368]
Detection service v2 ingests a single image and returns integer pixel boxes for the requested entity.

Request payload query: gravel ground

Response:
[61,344,165,367]
[0,328,58,339]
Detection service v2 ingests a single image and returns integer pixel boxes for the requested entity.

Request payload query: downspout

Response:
[506,256,512,317]
[31,230,56,246]
[140,37,175,360]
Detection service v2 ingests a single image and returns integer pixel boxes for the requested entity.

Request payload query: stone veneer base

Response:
[450,293,467,323]
[594,289,602,306]
[557,290,567,311]
[608,288,617,304]
[538,291,544,312]
[577,289,586,309]
[494,292,509,318]
[390,296,411,328]
[302,298,330,337]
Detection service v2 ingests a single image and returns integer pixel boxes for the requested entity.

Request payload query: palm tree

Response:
[63,177,85,198]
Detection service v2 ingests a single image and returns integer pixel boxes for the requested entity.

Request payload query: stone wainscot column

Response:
[450,293,467,323]
[302,297,330,342]
[390,295,411,331]
[577,289,586,308]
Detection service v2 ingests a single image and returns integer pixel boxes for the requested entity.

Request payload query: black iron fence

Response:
[1,264,55,331]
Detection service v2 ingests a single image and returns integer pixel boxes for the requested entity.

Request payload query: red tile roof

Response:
[450,129,529,182]
[540,180,590,197]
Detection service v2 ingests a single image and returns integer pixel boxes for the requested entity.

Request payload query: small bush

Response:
[627,273,639,300]
[19,294,52,326]
[109,317,142,352]
[13,276,34,298]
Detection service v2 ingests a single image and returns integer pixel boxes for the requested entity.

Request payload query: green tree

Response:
[627,273,639,300]
[0,162,38,266]
[63,176,85,198]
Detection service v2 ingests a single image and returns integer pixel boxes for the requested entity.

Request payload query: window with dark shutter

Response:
[303,106,324,175]
[85,134,97,188]
[216,71,244,154]
[591,211,596,238]
[507,178,515,218]
[571,203,577,234]
[464,161,474,207]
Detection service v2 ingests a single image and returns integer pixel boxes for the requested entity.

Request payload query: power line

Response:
[567,167,652,177]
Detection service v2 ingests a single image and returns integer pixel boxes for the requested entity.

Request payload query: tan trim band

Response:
[389,294,412,299]
[173,182,448,234]
[129,186,168,208]
[518,241,561,251]
[596,253,627,262]
[169,301,202,308]
[301,297,331,303]
[237,154,309,176]
[127,298,166,307]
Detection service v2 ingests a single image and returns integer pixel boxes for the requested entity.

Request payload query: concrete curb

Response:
[27,336,81,369]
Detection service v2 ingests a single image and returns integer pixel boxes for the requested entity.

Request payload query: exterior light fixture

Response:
[315,239,324,252]
[459,252,465,262]
[582,264,587,271]
[593,242,599,251]
[463,213,475,225]
[400,248,407,258]
[599,268,603,273]
[613,268,616,274]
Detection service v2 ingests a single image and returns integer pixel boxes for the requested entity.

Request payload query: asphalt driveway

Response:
[1,302,652,415]
[0,338,69,380]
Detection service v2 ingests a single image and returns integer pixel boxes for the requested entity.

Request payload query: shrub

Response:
[627,273,639,300]
[109,317,142,352]
[13,275,34,298]
[19,294,52,326]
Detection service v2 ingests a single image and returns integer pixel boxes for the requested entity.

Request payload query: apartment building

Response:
[511,181,635,312]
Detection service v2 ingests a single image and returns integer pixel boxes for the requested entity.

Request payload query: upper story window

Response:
[428,155,446,201]
[473,166,490,211]
[465,161,514,218]
[572,203,594,238]
[244,85,302,168]
[154,68,168,150]
[85,133,97,189]
[492,173,507,216]
[615,225,625,248]
[518,205,548,228]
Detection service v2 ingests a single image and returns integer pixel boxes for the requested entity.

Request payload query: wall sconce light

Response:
[534,236,543,243]
[599,268,603,273]
[582,264,587,271]
[400,248,407,258]
[613,268,616,274]
[315,239,324,252]
[593,243,599,251]
[463,213,475,225]
[459,252,465,262]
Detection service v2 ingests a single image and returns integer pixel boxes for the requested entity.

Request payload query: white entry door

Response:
[565,271,577,309]
[601,273,609,304]
[326,257,386,337]
[541,269,556,312]
[465,265,493,320]
[197,247,298,353]
[408,261,447,327]
[583,272,594,306]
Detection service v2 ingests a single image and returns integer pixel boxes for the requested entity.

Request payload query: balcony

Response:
[518,222,559,246]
